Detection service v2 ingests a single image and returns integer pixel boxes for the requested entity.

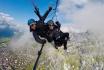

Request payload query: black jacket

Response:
[32,30,46,44]
[32,7,52,44]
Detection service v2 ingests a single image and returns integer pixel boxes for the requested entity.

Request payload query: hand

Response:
[34,7,39,13]
[43,40,46,44]
[49,6,52,11]
[35,6,39,11]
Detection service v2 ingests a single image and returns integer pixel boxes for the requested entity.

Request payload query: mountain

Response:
[0,12,27,38]
[0,27,15,38]
[10,30,104,70]
[0,29,104,70]
[0,14,104,69]
[0,12,104,70]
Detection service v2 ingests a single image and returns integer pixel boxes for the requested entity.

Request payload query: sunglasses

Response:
[49,25,54,26]
[30,24,35,26]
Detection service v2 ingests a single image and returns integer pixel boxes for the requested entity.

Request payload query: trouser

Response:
[54,32,69,50]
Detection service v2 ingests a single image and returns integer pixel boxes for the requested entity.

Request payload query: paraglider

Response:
[27,0,70,70]
[28,6,52,44]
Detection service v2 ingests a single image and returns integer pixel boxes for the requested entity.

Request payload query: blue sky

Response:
[0,0,104,37]
[0,0,56,23]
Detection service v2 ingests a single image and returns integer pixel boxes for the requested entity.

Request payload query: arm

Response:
[34,7,42,20]
[42,6,52,21]
[55,21,61,29]
[33,31,46,44]
[54,21,61,31]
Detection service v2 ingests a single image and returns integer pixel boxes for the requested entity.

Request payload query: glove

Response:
[49,6,52,11]
[42,39,46,44]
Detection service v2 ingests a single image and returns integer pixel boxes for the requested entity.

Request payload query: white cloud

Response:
[0,12,33,52]
[0,12,28,33]
[72,3,104,31]
[0,12,15,29]
[0,12,14,22]
[57,0,88,24]
[57,0,104,39]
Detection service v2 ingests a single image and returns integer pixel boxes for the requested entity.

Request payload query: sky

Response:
[0,0,104,38]
[58,0,104,39]
[0,0,57,37]
[0,0,56,24]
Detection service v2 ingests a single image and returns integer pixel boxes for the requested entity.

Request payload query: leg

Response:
[63,41,67,50]
[54,41,58,49]
[55,45,58,49]
[64,32,69,41]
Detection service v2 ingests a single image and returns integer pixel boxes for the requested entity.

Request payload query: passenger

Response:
[47,20,69,50]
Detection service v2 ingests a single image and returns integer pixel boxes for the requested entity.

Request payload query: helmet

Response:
[47,20,54,25]
[28,19,36,26]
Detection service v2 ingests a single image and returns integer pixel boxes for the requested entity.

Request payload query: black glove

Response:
[49,6,52,11]
[56,21,61,28]
[42,39,46,44]
[35,6,39,11]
